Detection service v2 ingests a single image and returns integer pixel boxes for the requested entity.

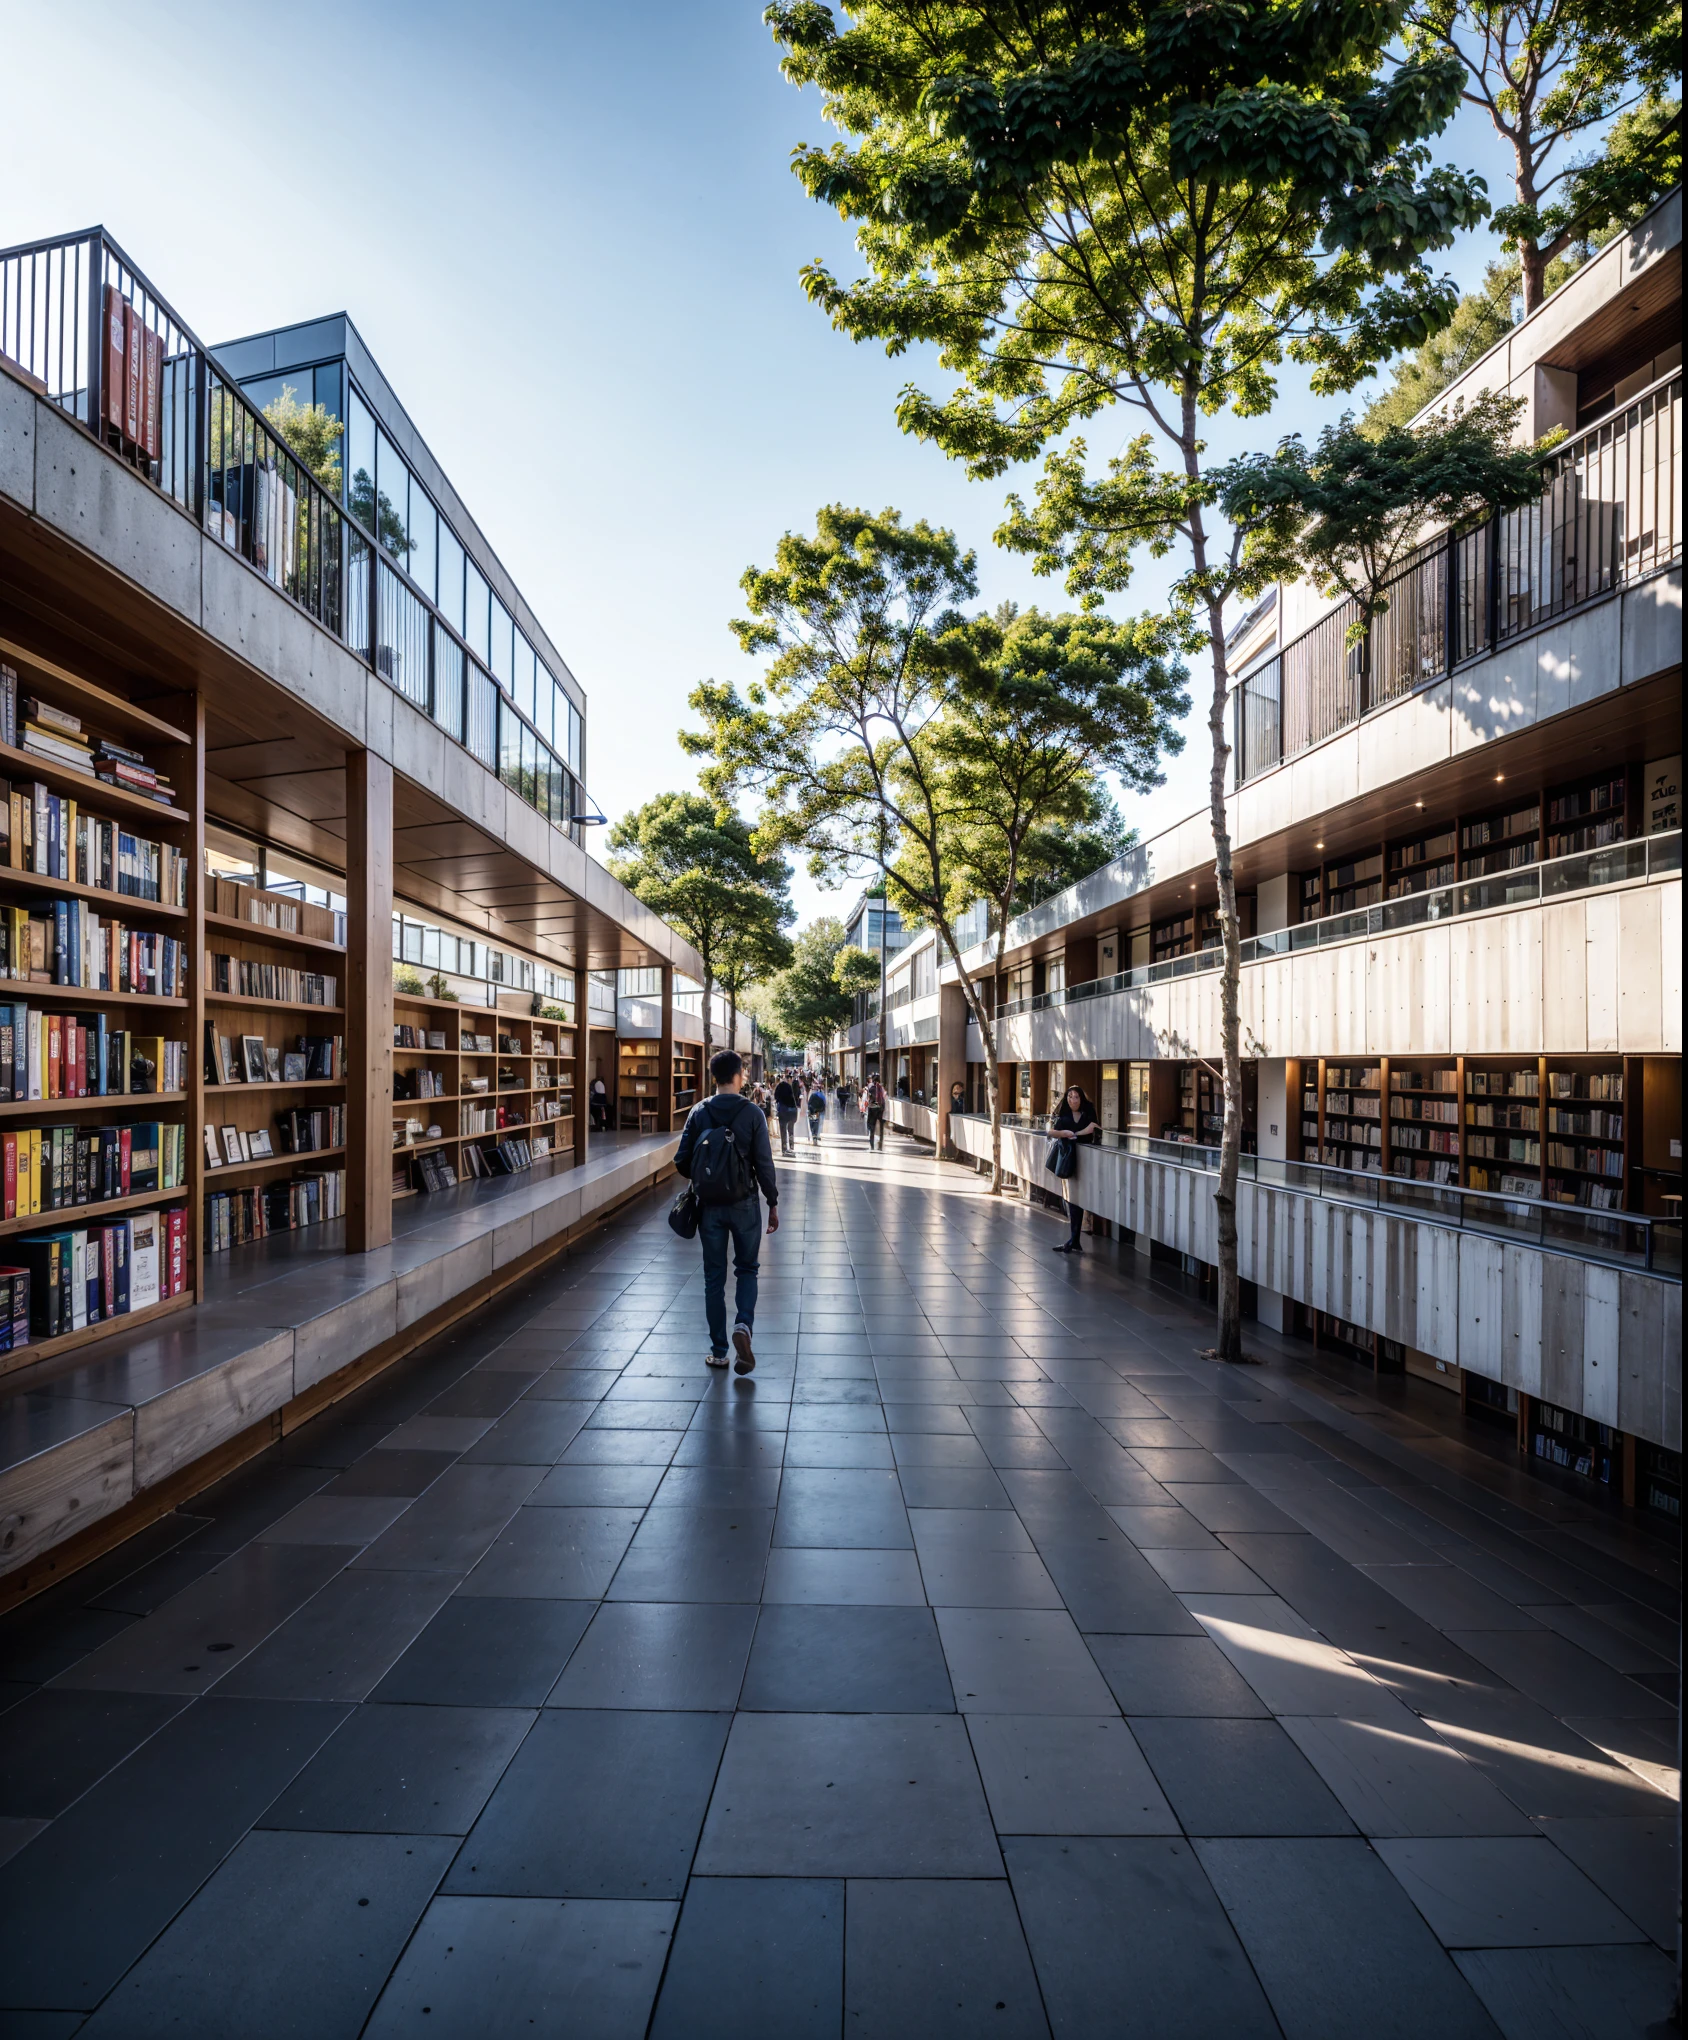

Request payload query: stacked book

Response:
[94,737,176,807]
[13,699,178,809]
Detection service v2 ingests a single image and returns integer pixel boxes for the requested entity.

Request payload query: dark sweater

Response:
[675,1092,779,1205]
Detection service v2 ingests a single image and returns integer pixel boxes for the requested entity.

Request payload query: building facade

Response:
[0,226,706,1596]
[852,193,1683,1521]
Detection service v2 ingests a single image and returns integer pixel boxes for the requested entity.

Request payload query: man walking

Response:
[772,1071,799,1156]
[862,1072,887,1151]
[675,1049,779,1374]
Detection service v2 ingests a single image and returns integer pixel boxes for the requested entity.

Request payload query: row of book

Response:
[0,1206,188,1345]
[19,696,176,804]
[0,1007,185,1101]
[1,779,189,902]
[275,1105,345,1155]
[210,878,343,946]
[462,1136,545,1178]
[1,901,186,994]
[207,954,337,1005]
[4,1121,186,1219]
[203,1170,345,1254]
[394,1069,449,1100]
[205,1028,342,1086]
[407,1151,460,1195]
[394,1024,450,1049]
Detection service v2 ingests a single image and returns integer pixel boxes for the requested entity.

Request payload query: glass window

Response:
[490,597,514,691]
[520,721,538,806]
[466,662,497,765]
[375,429,410,563]
[312,361,343,435]
[499,695,522,789]
[515,635,537,722]
[464,559,489,665]
[408,487,437,603]
[402,919,423,964]
[376,563,429,709]
[421,925,440,969]
[433,622,464,740]
[531,667,553,745]
[437,520,465,636]
[347,384,376,538]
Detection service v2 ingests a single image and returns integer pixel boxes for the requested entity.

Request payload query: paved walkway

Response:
[0,1117,1678,2037]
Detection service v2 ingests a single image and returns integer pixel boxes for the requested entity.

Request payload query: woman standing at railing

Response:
[1048,1085,1101,1253]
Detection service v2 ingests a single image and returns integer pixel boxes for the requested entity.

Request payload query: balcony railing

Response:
[970,1115,1681,1277]
[0,227,596,847]
[1232,368,1682,785]
[990,829,1680,1019]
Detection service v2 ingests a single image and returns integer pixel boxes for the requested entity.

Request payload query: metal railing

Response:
[1233,368,1682,785]
[966,1115,1681,1277]
[991,829,1680,1018]
[0,227,597,846]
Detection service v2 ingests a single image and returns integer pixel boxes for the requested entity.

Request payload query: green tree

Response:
[1009,776,1136,916]
[1220,391,1559,699]
[607,792,794,1068]
[764,917,876,1047]
[1406,0,1681,311]
[768,0,1485,1354]
[687,508,1184,1191]
[261,386,344,495]
[717,912,796,1054]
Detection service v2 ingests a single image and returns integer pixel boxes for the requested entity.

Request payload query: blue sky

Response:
[2,0,1540,922]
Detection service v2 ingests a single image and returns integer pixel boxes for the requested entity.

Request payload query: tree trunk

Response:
[1185,406,1244,1364]
[1204,593,1245,1363]
[702,967,715,1073]
[728,989,738,1054]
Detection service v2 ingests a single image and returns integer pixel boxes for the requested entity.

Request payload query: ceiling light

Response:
[1494,774,1504,782]
[1314,841,1324,850]
[1414,801,1425,809]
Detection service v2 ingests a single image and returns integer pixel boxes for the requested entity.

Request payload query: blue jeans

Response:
[699,1195,761,1356]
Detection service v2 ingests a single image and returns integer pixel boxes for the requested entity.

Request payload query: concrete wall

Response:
[948,1116,1681,1451]
[990,875,1681,1065]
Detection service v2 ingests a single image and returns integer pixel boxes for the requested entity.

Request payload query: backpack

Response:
[689,1099,757,1206]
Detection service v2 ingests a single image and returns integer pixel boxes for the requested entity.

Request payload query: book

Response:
[129,1209,160,1311]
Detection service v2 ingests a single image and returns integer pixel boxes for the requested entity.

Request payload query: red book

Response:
[102,285,126,435]
[167,1207,186,1296]
[64,1019,79,1099]
[119,1126,131,1196]
[3,1134,13,1222]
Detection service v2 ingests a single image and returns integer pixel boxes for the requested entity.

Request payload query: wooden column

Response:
[346,750,394,1253]
[659,964,675,1130]
[936,981,968,1157]
[571,964,590,1166]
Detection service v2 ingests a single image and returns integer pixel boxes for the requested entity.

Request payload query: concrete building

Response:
[850,193,1682,1522]
[0,227,713,1596]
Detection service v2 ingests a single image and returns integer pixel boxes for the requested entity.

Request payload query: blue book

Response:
[53,900,68,985]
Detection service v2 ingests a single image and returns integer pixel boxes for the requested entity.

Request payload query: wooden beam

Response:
[346,750,394,1253]
[572,965,590,1167]
[659,963,676,1129]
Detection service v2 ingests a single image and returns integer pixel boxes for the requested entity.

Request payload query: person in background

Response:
[675,1048,779,1373]
[589,1074,609,1131]
[772,1072,800,1155]
[807,1081,827,1143]
[946,1078,966,1157]
[1049,1083,1100,1253]
[861,1072,887,1151]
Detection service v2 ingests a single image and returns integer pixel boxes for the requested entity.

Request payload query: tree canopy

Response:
[1406,0,1680,310]
[607,792,794,1060]
[763,917,875,1047]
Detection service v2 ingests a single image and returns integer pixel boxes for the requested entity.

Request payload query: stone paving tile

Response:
[1,1133,1675,2031]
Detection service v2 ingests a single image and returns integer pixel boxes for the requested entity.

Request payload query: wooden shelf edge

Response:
[0,1092,188,1120]
[0,868,189,920]
[204,995,345,1016]
[0,1184,190,1240]
[207,1079,346,1096]
[0,984,187,1008]
[204,912,345,957]
[204,1146,346,1183]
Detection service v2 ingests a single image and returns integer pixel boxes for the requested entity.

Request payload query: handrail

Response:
[987,830,1681,1018]
[961,1114,1681,1278]
[1233,367,1682,786]
[0,227,598,851]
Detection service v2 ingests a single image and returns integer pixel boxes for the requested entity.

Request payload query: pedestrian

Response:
[946,1078,966,1156]
[807,1081,827,1143]
[862,1072,886,1151]
[589,1075,609,1131]
[674,1048,779,1373]
[1048,1083,1100,1253]
[772,1071,799,1155]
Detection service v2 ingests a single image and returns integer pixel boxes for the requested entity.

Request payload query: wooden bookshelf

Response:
[672,1043,701,1129]
[200,882,347,1258]
[390,993,574,1197]
[618,1038,663,1131]
[0,644,198,1372]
